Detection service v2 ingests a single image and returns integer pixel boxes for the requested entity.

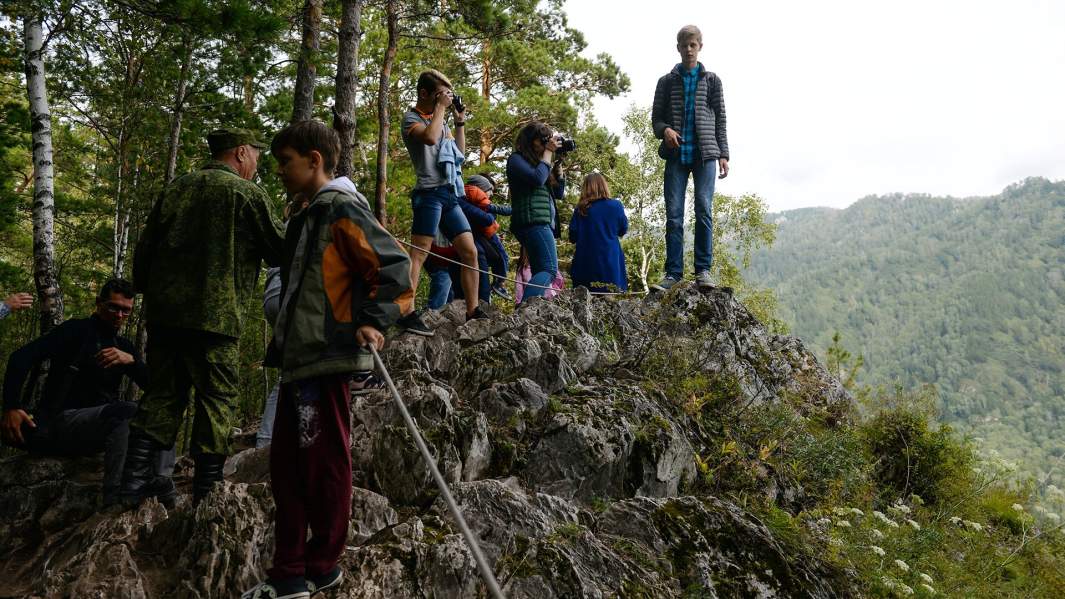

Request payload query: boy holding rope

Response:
[242,121,413,599]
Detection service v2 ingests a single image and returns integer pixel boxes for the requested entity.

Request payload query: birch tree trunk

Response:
[479,39,493,164]
[165,36,192,182]
[291,0,322,123]
[373,0,398,223]
[24,15,63,332]
[333,0,363,178]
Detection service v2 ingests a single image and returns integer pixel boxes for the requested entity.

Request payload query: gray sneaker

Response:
[650,276,681,291]
[695,271,714,290]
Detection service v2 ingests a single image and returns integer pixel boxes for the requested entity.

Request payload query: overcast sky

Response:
[564,0,1065,212]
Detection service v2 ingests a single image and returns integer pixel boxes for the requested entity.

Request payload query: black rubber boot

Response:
[143,475,178,509]
[192,453,226,506]
[119,429,157,509]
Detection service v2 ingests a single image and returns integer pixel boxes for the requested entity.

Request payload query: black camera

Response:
[452,94,465,114]
[556,135,576,154]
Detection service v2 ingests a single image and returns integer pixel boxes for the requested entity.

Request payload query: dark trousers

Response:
[26,402,173,495]
[268,374,352,579]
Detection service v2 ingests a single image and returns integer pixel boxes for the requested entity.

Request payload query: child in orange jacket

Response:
[464,175,511,300]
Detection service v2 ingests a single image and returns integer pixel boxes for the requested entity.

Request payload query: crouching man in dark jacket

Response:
[1,279,175,506]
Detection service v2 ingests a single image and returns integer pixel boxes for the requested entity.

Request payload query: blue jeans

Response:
[410,186,472,238]
[664,157,716,278]
[513,225,558,301]
[426,264,453,310]
[256,381,280,448]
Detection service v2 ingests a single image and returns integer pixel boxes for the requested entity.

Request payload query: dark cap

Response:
[207,127,268,154]
[467,174,495,193]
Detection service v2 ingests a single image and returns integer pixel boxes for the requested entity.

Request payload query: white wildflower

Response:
[881,576,897,590]
[1047,513,1060,523]
[870,545,886,557]
[900,584,914,596]
[835,520,852,528]
[1048,484,1063,497]
[833,507,851,517]
[907,519,922,531]
[850,507,865,517]
[816,517,832,526]
[920,583,936,595]
[1034,505,1048,515]
[873,511,892,524]
[894,559,910,573]
[964,520,983,532]
[949,516,962,525]
[1011,503,1025,512]
[971,467,982,475]
[870,529,885,540]
[919,573,934,584]
[829,537,844,547]
[888,519,900,528]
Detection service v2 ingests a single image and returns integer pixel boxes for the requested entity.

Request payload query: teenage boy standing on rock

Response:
[651,25,730,292]
[241,120,413,599]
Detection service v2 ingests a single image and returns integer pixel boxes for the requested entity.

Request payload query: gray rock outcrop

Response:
[0,285,854,597]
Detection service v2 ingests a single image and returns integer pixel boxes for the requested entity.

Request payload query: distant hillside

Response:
[746,177,1065,485]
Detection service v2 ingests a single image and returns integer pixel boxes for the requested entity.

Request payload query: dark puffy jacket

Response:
[651,63,729,162]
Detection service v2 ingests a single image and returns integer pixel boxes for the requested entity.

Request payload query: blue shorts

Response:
[411,186,472,239]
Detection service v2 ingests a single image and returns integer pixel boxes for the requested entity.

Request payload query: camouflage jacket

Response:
[134,161,284,338]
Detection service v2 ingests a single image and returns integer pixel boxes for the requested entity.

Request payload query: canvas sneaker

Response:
[240,577,310,599]
[350,372,385,396]
[307,567,344,595]
[695,271,714,290]
[397,310,433,337]
[650,276,682,291]
[490,285,512,302]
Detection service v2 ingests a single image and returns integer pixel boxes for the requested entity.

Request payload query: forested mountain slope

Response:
[746,177,1065,486]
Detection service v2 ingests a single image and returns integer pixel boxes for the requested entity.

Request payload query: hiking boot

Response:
[350,372,385,396]
[397,310,434,337]
[650,275,681,292]
[241,577,310,599]
[490,285,512,302]
[307,567,343,595]
[695,271,714,290]
[192,453,226,506]
[466,306,489,322]
[119,429,160,509]
[144,475,177,509]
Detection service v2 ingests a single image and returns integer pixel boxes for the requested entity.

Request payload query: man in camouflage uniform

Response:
[122,127,285,507]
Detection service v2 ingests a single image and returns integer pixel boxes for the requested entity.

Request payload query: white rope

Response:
[368,345,506,599]
[391,236,648,297]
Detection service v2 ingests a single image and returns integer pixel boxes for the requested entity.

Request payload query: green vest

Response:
[512,184,554,229]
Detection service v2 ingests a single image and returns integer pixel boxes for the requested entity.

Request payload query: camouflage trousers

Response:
[132,326,239,456]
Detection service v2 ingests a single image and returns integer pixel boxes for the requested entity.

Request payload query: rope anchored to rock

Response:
[368,345,506,599]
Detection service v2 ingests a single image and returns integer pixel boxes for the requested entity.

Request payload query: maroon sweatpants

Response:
[268,374,352,579]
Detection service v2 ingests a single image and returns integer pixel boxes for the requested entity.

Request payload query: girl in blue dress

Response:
[568,173,628,293]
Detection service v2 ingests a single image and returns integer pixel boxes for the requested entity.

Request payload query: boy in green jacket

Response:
[242,121,413,599]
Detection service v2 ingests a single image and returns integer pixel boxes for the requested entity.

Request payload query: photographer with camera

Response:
[400,69,486,328]
[507,121,569,302]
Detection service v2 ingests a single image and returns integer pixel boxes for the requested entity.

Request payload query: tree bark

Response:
[373,0,398,223]
[166,36,192,182]
[291,0,322,123]
[479,38,492,165]
[333,0,363,178]
[23,14,63,332]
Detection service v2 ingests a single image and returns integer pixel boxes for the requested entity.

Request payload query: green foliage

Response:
[746,177,1065,490]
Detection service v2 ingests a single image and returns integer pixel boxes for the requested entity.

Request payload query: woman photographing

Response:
[507,121,566,302]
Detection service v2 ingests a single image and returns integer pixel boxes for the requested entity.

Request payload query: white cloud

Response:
[565,0,1065,211]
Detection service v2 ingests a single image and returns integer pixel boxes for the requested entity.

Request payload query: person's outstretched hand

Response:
[356,325,385,350]
[4,293,32,312]
[1,409,34,446]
